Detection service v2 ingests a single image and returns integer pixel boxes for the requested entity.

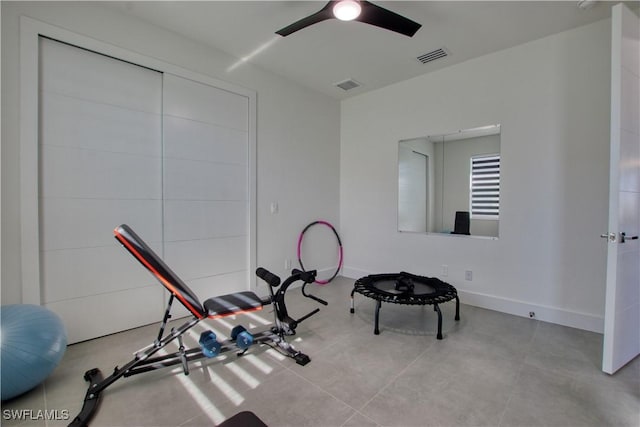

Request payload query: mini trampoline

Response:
[350,272,460,339]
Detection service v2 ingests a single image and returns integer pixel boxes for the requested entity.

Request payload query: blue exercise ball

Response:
[1,304,67,400]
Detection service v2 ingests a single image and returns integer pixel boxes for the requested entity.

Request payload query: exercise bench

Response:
[69,224,326,426]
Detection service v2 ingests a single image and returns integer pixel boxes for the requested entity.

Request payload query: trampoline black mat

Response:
[352,272,458,305]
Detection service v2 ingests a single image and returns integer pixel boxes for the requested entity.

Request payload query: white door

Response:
[39,38,165,343]
[602,3,640,375]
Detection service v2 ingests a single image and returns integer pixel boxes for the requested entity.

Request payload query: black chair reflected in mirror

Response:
[451,211,470,235]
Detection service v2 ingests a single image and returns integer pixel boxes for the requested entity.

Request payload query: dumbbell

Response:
[198,330,222,358]
[230,325,254,350]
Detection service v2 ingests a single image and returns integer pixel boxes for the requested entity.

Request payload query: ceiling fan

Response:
[276,0,422,38]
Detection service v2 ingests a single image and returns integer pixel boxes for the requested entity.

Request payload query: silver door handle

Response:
[620,232,639,243]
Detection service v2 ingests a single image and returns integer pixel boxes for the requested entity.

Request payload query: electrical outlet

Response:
[284,259,291,270]
[465,270,473,281]
[442,265,448,277]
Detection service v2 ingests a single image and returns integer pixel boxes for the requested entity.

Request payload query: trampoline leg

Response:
[374,300,381,335]
[350,288,355,314]
[455,296,460,321]
[434,304,443,340]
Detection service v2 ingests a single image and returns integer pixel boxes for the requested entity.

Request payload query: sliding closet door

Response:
[162,74,250,313]
[39,38,164,343]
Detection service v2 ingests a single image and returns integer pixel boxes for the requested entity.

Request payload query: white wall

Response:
[340,19,611,332]
[1,2,340,304]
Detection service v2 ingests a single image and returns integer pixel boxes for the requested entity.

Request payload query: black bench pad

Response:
[204,291,263,319]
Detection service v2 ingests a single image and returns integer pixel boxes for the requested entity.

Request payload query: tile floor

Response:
[2,277,639,426]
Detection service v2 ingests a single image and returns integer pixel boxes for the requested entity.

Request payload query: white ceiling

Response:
[104,1,628,100]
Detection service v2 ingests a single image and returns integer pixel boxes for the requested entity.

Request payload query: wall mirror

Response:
[398,124,501,238]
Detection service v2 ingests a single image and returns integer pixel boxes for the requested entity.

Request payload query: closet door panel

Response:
[163,75,248,131]
[163,159,247,201]
[40,145,162,200]
[40,38,161,113]
[163,200,247,242]
[163,115,247,164]
[41,91,161,155]
[46,287,164,345]
[164,237,247,281]
[163,73,249,300]
[41,198,162,251]
[42,244,161,303]
[39,38,163,343]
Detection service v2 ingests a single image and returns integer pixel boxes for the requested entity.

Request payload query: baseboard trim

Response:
[342,266,604,333]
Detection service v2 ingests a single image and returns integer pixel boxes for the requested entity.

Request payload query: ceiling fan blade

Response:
[276,2,336,37]
[357,1,422,37]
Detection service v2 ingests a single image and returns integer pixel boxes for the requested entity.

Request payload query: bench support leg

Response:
[349,287,356,314]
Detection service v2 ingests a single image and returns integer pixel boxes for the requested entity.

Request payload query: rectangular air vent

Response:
[334,78,361,91]
[417,48,448,64]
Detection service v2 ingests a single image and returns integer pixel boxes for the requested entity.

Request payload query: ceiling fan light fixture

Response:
[333,0,362,21]
[276,0,421,38]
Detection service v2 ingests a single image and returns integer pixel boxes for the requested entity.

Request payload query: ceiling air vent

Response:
[334,78,361,91]
[417,48,448,65]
